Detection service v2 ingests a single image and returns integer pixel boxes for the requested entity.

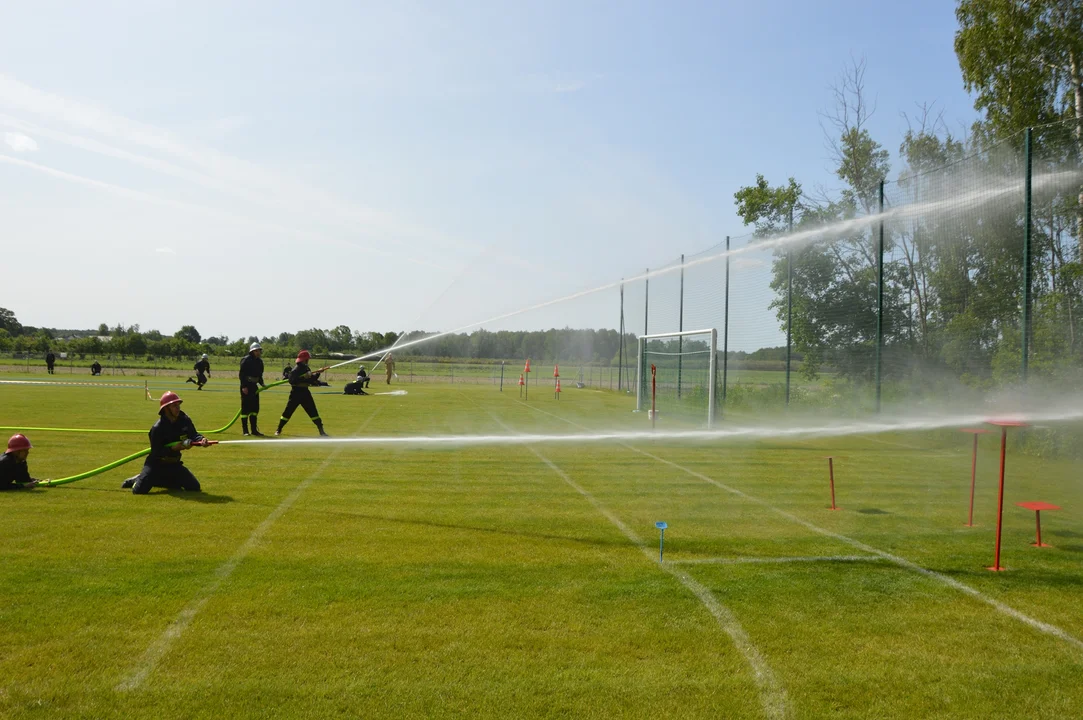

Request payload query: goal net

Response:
[637,328,717,428]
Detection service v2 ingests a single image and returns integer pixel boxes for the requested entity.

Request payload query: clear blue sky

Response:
[0,1,979,347]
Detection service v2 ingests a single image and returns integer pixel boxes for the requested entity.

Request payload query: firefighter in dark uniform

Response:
[46,351,56,374]
[0,434,40,490]
[121,391,215,494]
[239,342,267,436]
[343,365,369,395]
[91,360,102,375]
[187,354,211,390]
[274,350,330,437]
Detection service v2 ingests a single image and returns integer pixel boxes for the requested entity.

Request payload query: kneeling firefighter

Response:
[122,391,216,494]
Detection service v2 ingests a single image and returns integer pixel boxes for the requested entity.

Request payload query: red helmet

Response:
[7,434,32,452]
[296,350,311,363]
[159,391,183,411]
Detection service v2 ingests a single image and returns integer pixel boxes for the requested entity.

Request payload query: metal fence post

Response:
[722,236,730,416]
[618,281,624,391]
[643,268,650,337]
[876,179,885,413]
[1022,127,1033,383]
[786,208,794,407]
[678,254,685,399]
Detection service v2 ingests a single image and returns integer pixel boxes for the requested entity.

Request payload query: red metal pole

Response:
[991,427,1007,571]
[968,434,978,526]
[828,457,837,510]
[1035,510,1042,547]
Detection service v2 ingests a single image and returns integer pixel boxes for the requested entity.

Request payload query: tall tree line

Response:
[734,4,1082,388]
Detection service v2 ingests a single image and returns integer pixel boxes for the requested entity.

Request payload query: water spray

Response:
[320,169,1083,374]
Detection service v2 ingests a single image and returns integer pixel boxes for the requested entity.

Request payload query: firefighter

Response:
[90,360,102,376]
[343,365,370,395]
[187,353,211,390]
[384,353,395,384]
[0,434,40,490]
[121,391,214,494]
[274,350,330,437]
[239,342,267,436]
[45,351,56,374]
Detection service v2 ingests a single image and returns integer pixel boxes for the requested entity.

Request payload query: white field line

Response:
[670,555,883,566]
[116,409,382,692]
[484,409,788,719]
[0,379,142,388]
[517,401,1083,653]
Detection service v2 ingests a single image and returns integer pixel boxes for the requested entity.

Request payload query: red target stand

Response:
[554,379,562,400]
[517,373,525,398]
[985,419,1029,572]
[824,456,840,511]
[960,428,992,526]
[553,364,560,400]
[523,359,531,400]
[1015,502,1060,548]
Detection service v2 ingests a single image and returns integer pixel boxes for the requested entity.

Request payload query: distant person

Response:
[90,360,102,376]
[275,350,330,437]
[187,354,211,390]
[239,342,267,436]
[0,434,40,490]
[45,351,56,374]
[384,353,396,385]
[343,365,370,395]
[121,391,215,494]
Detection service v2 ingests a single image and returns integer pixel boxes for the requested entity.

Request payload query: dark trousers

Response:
[130,463,201,494]
[47,364,55,374]
[344,381,368,395]
[195,372,208,386]
[241,384,260,415]
[280,390,319,422]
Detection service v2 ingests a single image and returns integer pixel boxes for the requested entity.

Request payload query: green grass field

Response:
[2,376,1082,718]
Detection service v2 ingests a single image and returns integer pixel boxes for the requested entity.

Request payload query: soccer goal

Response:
[637,328,717,428]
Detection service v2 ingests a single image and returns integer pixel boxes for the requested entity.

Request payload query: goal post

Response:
[636,328,717,428]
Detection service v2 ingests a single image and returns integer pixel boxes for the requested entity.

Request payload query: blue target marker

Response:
[655,521,667,562]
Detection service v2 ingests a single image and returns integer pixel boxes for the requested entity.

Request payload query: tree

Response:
[733,175,802,235]
[98,323,109,336]
[734,57,899,381]
[956,0,1083,253]
[329,325,353,351]
[128,333,147,356]
[0,307,22,335]
[174,325,202,344]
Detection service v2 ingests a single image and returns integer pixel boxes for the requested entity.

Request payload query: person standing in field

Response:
[275,350,330,437]
[187,354,211,390]
[0,434,41,490]
[90,360,102,375]
[239,342,267,436]
[121,391,215,494]
[45,351,56,374]
[384,353,395,385]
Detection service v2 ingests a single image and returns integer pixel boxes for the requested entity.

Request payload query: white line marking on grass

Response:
[116,409,382,692]
[0,379,142,388]
[530,449,789,720]
[517,401,1083,653]
[670,555,883,566]
[484,409,788,719]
